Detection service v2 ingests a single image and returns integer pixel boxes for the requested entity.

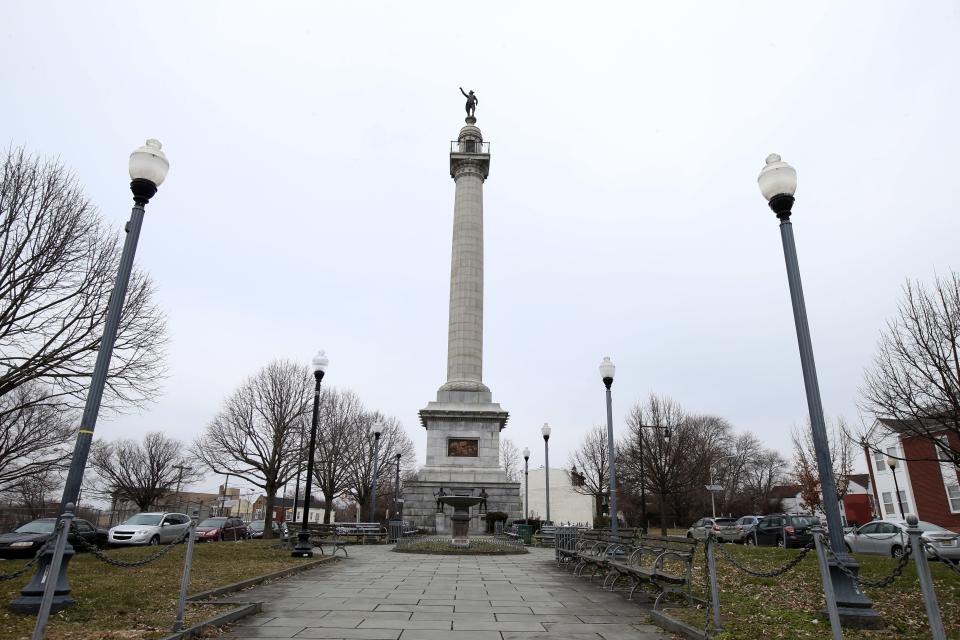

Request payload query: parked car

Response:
[247,520,287,540]
[0,518,107,559]
[686,517,738,541]
[844,519,960,560]
[733,515,763,544]
[195,517,248,542]
[751,514,818,548]
[108,512,191,546]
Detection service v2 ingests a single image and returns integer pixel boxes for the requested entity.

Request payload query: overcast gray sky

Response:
[3,2,959,497]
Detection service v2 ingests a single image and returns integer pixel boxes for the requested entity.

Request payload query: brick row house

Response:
[864,418,960,532]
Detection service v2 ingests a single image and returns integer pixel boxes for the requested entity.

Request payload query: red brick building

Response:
[864,419,960,533]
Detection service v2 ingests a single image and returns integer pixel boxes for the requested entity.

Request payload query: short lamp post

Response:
[887,458,905,519]
[710,455,736,519]
[293,350,328,557]
[522,447,530,521]
[541,423,552,524]
[392,452,402,521]
[369,422,385,522]
[11,139,169,615]
[599,356,619,536]
[758,154,881,628]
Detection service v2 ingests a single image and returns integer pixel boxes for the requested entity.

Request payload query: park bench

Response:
[533,524,557,547]
[503,524,520,540]
[604,534,698,609]
[336,522,388,544]
[554,526,586,567]
[562,529,600,569]
[573,529,638,580]
[301,523,349,557]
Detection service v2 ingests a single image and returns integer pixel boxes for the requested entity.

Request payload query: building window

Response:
[873,450,887,471]
[882,491,908,515]
[946,484,960,513]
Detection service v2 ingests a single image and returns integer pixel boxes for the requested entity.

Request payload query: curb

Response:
[158,602,262,640]
[187,555,336,601]
[650,609,708,640]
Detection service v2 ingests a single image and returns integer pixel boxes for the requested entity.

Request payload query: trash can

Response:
[517,524,533,545]
[389,520,404,543]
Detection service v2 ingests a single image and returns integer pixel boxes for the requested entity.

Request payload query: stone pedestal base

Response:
[405,479,521,533]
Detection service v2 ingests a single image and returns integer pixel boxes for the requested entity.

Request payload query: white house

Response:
[521,467,596,525]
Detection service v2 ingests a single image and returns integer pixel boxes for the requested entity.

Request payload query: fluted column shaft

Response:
[446,161,485,386]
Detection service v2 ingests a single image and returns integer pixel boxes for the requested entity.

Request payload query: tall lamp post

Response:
[292,425,305,525]
[11,139,169,615]
[292,350,328,557]
[636,425,671,534]
[541,423,552,524]
[392,452,402,521]
[758,154,880,627]
[522,447,530,521]
[598,357,619,536]
[886,458,905,519]
[369,422,384,522]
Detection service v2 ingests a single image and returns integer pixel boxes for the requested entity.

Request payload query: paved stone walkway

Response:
[220,545,670,639]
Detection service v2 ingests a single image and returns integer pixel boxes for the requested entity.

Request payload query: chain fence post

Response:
[172,523,198,633]
[904,515,946,640]
[705,533,721,633]
[31,504,76,640]
[812,528,843,640]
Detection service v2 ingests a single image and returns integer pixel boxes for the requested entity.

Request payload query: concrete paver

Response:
[219,545,670,639]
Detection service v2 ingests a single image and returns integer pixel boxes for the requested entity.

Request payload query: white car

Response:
[843,519,960,561]
[108,512,191,546]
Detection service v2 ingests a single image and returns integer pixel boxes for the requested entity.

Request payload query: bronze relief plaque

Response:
[448,438,479,457]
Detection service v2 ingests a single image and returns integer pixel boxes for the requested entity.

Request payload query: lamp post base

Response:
[9,545,76,614]
[291,531,313,558]
[827,557,884,629]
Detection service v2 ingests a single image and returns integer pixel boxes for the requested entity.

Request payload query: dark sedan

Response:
[247,520,287,540]
[0,518,107,559]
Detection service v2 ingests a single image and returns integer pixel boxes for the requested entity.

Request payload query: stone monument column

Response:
[402,102,521,534]
[442,123,490,395]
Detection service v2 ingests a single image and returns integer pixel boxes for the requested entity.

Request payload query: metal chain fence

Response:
[714,539,815,578]
[0,548,44,581]
[921,540,960,578]
[822,539,912,589]
[72,528,190,568]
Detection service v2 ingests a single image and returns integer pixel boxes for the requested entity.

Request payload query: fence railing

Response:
[450,140,490,155]
[703,513,951,639]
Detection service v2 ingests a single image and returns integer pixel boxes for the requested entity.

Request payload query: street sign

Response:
[705,484,723,492]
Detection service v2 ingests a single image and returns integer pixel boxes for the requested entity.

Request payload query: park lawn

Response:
[0,538,327,640]
[665,544,960,639]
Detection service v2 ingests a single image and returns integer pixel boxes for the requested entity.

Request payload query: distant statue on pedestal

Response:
[479,488,488,514]
[460,87,478,118]
[435,487,447,513]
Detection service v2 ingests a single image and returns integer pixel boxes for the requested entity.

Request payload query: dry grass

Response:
[663,544,960,639]
[0,539,327,639]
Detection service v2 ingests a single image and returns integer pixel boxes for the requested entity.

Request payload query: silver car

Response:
[843,519,960,560]
[108,512,191,546]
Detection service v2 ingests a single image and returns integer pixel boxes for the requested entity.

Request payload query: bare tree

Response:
[312,388,365,524]
[192,360,311,538]
[88,432,201,511]
[0,148,166,493]
[742,448,788,513]
[861,273,960,466]
[4,465,62,519]
[0,383,72,494]
[568,426,608,518]
[345,412,416,519]
[0,147,167,411]
[791,417,855,513]
[500,438,521,482]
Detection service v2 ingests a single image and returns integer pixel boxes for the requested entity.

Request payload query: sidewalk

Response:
[219,545,670,639]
